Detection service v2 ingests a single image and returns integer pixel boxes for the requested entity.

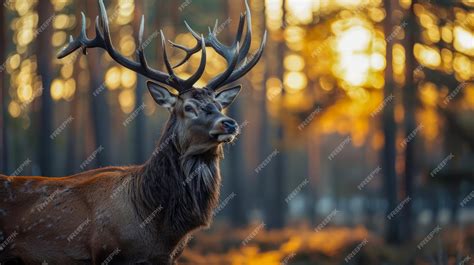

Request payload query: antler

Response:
[170,0,267,91]
[57,0,207,94]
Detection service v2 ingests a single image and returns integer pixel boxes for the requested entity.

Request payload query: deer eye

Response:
[184,105,195,113]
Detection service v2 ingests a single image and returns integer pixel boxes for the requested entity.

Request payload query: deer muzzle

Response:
[210,118,239,143]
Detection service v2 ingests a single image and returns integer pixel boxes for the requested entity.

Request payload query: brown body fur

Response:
[0,117,223,265]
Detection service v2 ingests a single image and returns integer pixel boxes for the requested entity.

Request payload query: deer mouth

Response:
[210,132,237,143]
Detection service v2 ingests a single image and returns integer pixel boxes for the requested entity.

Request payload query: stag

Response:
[0,0,266,264]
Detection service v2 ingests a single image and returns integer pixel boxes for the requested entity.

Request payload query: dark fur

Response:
[0,110,225,265]
[131,112,223,234]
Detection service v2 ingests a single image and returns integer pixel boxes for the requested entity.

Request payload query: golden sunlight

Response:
[286,0,313,25]
[453,26,474,56]
[105,66,122,90]
[414,44,441,68]
[284,72,307,93]
[336,26,372,53]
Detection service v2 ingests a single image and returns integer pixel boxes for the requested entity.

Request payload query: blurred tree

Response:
[85,0,111,168]
[401,0,417,243]
[382,0,401,244]
[265,0,287,229]
[225,0,248,227]
[257,76,270,220]
[37,0,54,176]
[227,102,248,227]
[134,0,146,164]
[65,2,84,175]
[0,4,7,173]
[66,85,79,174]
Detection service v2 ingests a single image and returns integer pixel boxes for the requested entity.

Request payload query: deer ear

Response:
[215,85,242,109]
[147,81,177,110]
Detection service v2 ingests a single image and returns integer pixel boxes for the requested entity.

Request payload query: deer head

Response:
[58,0,266,154]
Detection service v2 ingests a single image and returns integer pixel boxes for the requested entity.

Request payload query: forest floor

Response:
[179,223,474,265]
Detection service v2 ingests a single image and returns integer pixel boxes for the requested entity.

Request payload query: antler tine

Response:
[168,21,209,69]
[160,30,182,89]
[183,35,207,88]
[205,14,246,89]
[206,41,240,89]
[169,0,266,91]
[57,0,264,94]
[136,15,149,72]
[57,0,172,86]
[224,30,267,85]
[237,0,253,62]
[57,12,103,59]
[160,30,207,92]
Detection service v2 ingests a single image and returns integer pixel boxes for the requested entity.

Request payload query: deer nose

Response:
[221,119,238,134]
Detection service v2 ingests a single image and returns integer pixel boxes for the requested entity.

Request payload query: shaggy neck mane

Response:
[130,114,224,233]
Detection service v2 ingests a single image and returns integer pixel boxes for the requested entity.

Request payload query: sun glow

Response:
[332,21,375,87]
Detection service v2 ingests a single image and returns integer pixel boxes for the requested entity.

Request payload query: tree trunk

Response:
[401,1,417,243]
[306,134,320,224]
[0,4,7,173]
[66,91,79,174]
[134,0,146,164]
[37,0,54,176]
[86,0,110,168]
[266,0,286,229]
[65,1,85,175]
[383,0,401,244]
[223,0,247,227]
[228,101,247,227]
